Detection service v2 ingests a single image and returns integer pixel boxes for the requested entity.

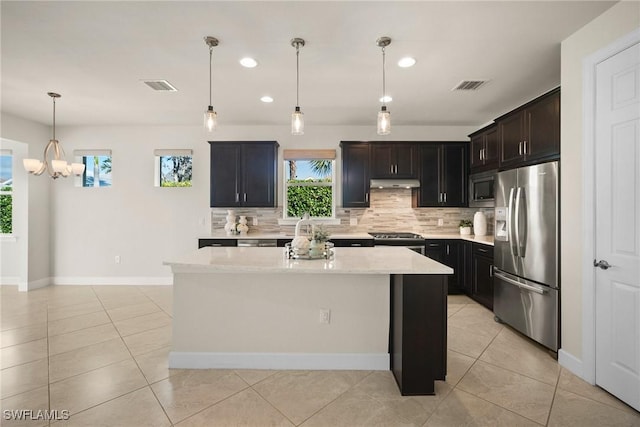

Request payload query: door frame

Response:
[581,28,640,384]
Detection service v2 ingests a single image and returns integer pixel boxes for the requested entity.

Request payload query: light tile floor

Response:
[0,286,638,426]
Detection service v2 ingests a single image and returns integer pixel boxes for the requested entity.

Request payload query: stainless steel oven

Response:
[368,232,425,255]
[469,170,496,207]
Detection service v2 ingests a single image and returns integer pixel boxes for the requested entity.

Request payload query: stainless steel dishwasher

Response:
[237,239,277,247]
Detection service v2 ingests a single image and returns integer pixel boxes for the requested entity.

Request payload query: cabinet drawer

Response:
[472,243,493,258]
[198,239,237,248]
[330,239,374,247]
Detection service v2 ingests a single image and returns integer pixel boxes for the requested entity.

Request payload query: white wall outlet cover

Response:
[350,218,358,226]
[252,217,258,225]
[437,218,444,226]
[319,308,331,324]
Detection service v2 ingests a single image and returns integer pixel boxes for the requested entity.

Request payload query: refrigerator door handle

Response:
[494,271,547,295]
[508,187,517,253]
[514,187,523,257]
[517,187,527,257]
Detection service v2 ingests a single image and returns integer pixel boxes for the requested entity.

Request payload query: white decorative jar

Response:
[237,216,249,235]
[224,210,237,235]
[473,211,487,236]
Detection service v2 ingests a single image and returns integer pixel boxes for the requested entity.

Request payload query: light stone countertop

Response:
[200,232,494,246]
[165,246,453,275]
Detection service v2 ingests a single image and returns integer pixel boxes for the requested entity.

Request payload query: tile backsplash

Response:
[211,188,494,235]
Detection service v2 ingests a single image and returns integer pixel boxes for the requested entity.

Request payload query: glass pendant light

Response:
[376,36,391,136]
[23,92,85,179]
[291,38,305,135]
[204,36,219,132]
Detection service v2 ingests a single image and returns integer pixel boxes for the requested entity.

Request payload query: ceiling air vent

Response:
[452,80,488,91]
[143,80,178,92]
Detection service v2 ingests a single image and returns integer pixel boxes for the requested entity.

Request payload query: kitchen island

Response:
[164,246,453,395]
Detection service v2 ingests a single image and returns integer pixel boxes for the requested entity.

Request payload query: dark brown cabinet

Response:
[371,143,417,178]
[198,239,237,248]
[498,88,560,169]
[340,142,371,208]
[425,239,465,294]
[209,141,278,207]
[414,143,468,207]
[469,124,498,173]
[470,243,494,310]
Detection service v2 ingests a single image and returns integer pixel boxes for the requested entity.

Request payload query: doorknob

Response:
[593,259,612,270]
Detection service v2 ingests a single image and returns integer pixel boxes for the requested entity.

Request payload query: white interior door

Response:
[595,41,640,412]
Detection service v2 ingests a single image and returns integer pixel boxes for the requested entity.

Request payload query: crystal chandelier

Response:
[23,92,85,179]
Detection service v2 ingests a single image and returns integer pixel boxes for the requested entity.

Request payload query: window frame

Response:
[282,150,337,222]
[153,149,193,188]
[73,149,113,188]
[0,150,14,236]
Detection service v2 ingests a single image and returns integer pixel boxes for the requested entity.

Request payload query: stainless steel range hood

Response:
[370,179,420,189]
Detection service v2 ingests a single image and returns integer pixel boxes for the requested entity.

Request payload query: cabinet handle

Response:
[243,193,247,202]
[446,244,450,255]
[351,243,362,247]
[523,140,528,154]
[365,193,369,203]
[478,248,488,253]
[443,192,447,203]
[480,148,484,161]
[210,243,222,247]
[235,193,239,203]
[429,243,440,247]
[490,265,493,277]
[390,164,394,174]
[518,142,523,155]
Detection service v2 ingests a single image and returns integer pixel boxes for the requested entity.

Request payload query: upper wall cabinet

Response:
[497,88,560,169]
[209,141,278,207]
[469,124,498,173]
[370,143,418,179]
[414,143,468,207]
[340,141,371,208]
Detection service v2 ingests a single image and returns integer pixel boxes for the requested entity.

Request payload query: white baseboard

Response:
[53,276,173,286]
[169,352,390,371]
[558,349,587,381]
[0,276,20,285]
[28,277,52,290]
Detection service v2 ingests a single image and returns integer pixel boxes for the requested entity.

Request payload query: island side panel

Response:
[391,274,448,395]
[170,272,390,370]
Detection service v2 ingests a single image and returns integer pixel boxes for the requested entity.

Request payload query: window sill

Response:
[0,235,17,243]
[278,218,341,226]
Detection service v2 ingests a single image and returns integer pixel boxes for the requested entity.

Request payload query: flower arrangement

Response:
[311,225,330,243]
[459,219,473,235]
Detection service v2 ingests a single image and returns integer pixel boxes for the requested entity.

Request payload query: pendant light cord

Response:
[52,96,56,140]
[209,46,213,106]
[381,46,386,107]
[295,44,300,108]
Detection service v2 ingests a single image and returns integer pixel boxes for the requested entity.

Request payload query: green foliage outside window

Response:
[0,187,12,234]
[287,181,332,217]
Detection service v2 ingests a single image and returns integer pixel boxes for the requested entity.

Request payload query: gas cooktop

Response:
[368,232,424,240]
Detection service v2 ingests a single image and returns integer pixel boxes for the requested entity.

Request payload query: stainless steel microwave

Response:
[469,170,495,207]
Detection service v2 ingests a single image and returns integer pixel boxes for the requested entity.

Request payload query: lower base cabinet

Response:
[425,240,465,294]
[470,243,494,310]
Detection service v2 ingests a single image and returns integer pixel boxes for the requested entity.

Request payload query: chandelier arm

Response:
[43,140,56,178]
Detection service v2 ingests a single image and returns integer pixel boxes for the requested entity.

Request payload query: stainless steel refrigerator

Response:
[493,161,559,351]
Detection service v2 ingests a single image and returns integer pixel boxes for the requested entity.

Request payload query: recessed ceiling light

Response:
[379,95,393,103]
[260,96,274,103]
[240,57,258,68]
[398,57,416,68]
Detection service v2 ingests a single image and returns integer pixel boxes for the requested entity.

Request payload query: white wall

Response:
[51,124,475,284]
[1,113,52,290]
[560,2,640,360]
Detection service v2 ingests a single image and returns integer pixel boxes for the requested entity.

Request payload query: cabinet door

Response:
[483,126,499,169]
[463,241,473,295]
[525,90,560,161]
[473,254,494,310]
[393,143,418,178]
[470,134,485,171]
[444,241,464,294]
[417,144,441,207]
[210,143,241,207]
[241,143,277,207]
[498,111,525,169]
[341,143,370,207]
[424,240,444,263]
[441,144,467,207]
[370,145,395,178]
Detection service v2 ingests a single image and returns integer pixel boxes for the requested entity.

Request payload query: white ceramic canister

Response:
[473,211,487,236]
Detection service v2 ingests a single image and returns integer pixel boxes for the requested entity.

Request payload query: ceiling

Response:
[1,1,616,128]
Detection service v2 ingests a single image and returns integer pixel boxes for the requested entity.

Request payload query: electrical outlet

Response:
[437,218,444,226]
[350,218,357,226]
[252,217,258,226]
[319,308,331,324]
[115,255,121,264]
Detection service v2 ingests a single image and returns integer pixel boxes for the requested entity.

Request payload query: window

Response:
[0,150,13,234]
[74,149,112,187]
[154,149,193,187]
[283,150,336,219]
